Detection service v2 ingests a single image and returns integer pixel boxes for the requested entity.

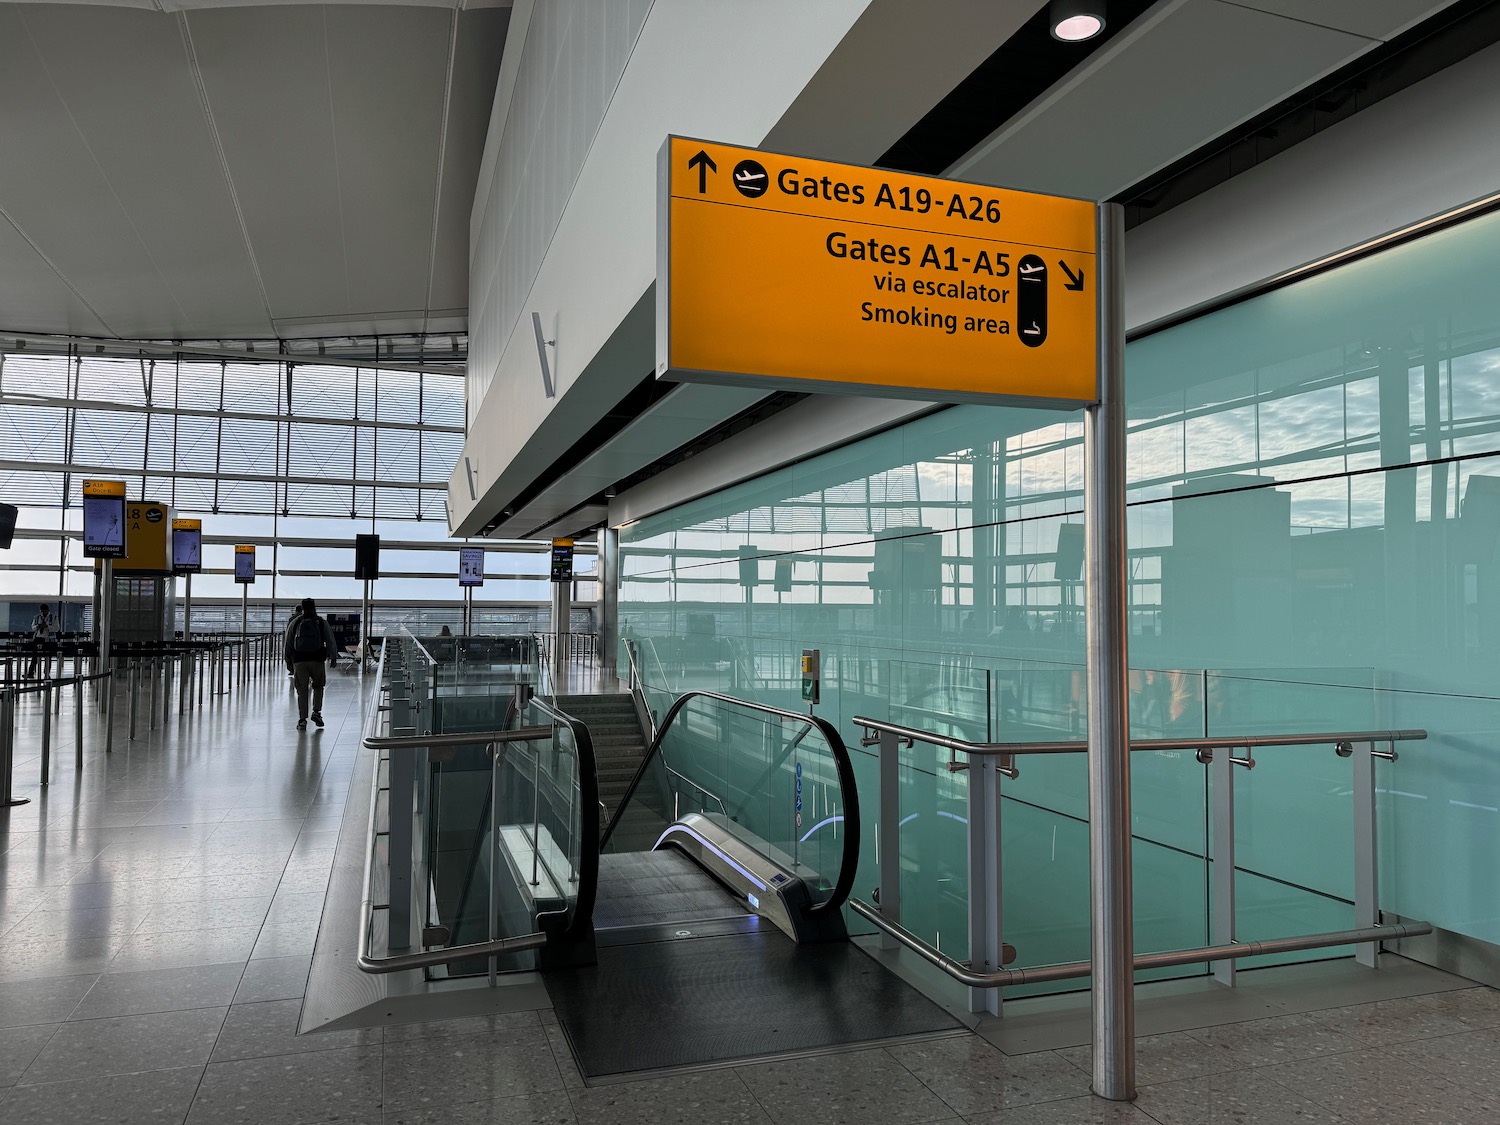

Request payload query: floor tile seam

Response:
[210,1034,370,1067]
[867,1040,1011,1120]
[1129,1097,1174,1125]
[1301,1010,1480,1049]
[13,1029,222,1090]
[3,1016,70,1087]
[1383,1030,1500,1102]
[1246,1048,1448,1117]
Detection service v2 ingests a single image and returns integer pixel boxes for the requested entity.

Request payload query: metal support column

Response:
[128,659,139,740]
[877,728,902,950]
[240,586,249,686]
[1353,741,1380,967]
[1210,745,1236,986]
[147,656,158,730]
[0,690,25,806]
[967,753,1004,1016]
[40,680,53,786]
[164,653,174,724]
[98,560,114,707]
[551,580,571,686]
[105,660,116,753]
[361,579,371,676]
[1085,202,1135,1102]
[75,673,86,772]
[388,747,414,950]
[598,526,620,674]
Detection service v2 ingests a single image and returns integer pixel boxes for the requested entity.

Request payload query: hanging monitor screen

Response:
[82,480,127,559]
[459,546,485,588]
[234,545,255,584]
[171,519,202,574]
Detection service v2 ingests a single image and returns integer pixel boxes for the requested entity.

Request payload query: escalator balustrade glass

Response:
[601,692,856,918]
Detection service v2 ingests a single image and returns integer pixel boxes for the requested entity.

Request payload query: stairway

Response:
[554,693,649,830]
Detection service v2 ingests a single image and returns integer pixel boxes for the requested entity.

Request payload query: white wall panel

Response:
[455,0,871,533]
[1126,38,1500,332]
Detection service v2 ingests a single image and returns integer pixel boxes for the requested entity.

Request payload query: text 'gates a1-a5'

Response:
[656,135,1099,408]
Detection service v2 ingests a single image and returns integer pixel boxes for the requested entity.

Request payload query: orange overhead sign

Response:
[117,502,171,574]
[657,136,1098,407]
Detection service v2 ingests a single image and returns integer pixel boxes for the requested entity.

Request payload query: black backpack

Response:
[292,614,324,658]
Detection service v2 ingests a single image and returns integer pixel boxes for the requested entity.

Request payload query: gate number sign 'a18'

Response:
[658,136,1098,408]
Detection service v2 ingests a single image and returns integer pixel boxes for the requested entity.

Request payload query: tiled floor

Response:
[4,663,1500,1123]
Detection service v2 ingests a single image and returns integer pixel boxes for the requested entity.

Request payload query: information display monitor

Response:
[550,539,574,583]
[82,480,127,559]
[459,546,485,588]
[172,519,202,573]
[234,545,255,584]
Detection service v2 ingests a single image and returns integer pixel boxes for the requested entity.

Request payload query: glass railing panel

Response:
[425,710,591,980]
[1232,868,1355,971]
[519,700,589,933]
[425,738,517,978]
[894,741,970,961]
[996,798,1210,999]
[1205,669,1377,960]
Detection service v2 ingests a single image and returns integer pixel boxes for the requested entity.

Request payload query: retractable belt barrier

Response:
[0,632,282,801]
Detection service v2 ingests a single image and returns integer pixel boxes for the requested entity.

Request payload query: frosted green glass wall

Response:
[620,207,1500,979]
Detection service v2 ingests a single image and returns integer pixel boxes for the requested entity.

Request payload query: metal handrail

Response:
[395,625,437,666]
[850,899,1434,988]
[521,695,601,942]
[853,714,1431,1005]
[599,688,862,917]
[623,639,657,743]
[363,725,552,750]
[854,714,1427,771]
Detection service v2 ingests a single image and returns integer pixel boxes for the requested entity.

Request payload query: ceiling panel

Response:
[954,0,1374,200]
[429,8,509,317]
[0,215,111,337]
[0,4,507,341]
[325,6,450,319]
[14,6,273,338]
[0,6,188,336]
[1225,0,1456,40]
[185,6,352,321]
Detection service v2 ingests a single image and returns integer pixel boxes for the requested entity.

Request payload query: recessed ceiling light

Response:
[1051,0,1105,41]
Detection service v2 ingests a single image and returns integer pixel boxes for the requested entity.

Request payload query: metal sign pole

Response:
[98,559,114,696]
[240,585,248,687]
[1085,201,1135,1102]
[361,579,371,673]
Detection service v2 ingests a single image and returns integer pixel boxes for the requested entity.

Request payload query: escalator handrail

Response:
[523,695,601,942]
[599,689,861,918]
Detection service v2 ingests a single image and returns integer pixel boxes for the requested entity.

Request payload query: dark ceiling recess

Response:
[524,392,808,538]
[1118,0,1500,228]
[482,371,675,535]
[877,0,1159,176]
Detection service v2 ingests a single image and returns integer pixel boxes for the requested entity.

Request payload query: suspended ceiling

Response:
[0,1,510,343]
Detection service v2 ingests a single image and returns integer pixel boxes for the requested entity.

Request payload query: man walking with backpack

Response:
[284,597,336,730]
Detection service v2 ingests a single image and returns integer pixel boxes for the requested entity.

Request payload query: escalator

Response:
[425,687,960,1077]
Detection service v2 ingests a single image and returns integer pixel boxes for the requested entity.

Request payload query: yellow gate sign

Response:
[658,136,1098,407]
